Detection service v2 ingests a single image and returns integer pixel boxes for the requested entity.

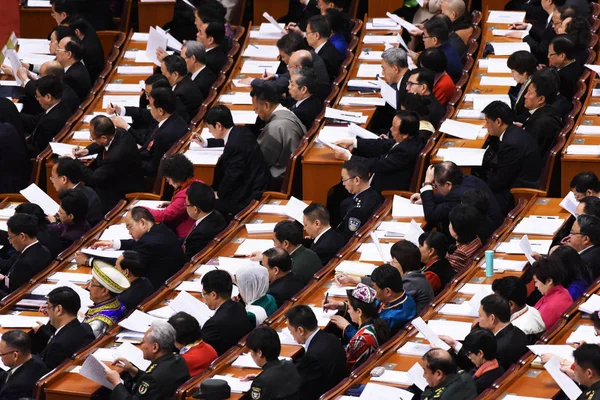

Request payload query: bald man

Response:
[272,49,332,101]
[421,348,477,400]
[441,0,473,45]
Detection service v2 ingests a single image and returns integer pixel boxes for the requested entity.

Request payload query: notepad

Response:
[47,272,92,283]
[335,261,378,276]
[117,66,154,75]
[240,60,280,74]
[357,64,383,78]
[219,92,253,105]
[231,110,259,124]
[512,216,565,235]
[490,42,530,56]
[234,239,275,256]
[325,107,368,124]
[566,145,600,155]
[242,45,280,59]
[245,222,277,234]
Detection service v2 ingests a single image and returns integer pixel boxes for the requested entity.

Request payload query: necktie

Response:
[141,125,160,151]
[5,369,13,383]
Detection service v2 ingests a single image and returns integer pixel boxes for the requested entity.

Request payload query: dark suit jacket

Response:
[522,104,563,158]
[80,21,105,84]
[296,330,348,400]
[558,61,583,100]
[182,210,228,259]
[22,79,79,116]
[425,93,446,129]
[138,114,189,177]
[205,45,228,74]
[201,299,253,355]
[192,67,217,98]
[449,32,467,59]
[64,61,91,103]
[82,129,145,213]
[470,366,505,394]
[274,51,332,101]
[509,77,532,123]
[120,223,188,289]
[524,20,555,64]
[280,0,320,29]
[291,95,323,130]
[352,136,425,193]
[316,40,344,81]
[209,126,270,215]
[118,277,155,311]
[32,319,95,370]
[25,101,71,157]
[0,242,51,293]
[309,228,345,266]
[173,76,204,121]
[0,123,29,194]
[289,244,322,285]
[0,355,48,400]
[268,272,305,308]
[73,183,104,226]
[581,246,600,279]
[80,0,112,30]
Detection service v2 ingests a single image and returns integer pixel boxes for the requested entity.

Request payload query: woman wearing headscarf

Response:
[0,100,29,194]
[236,266,278,326]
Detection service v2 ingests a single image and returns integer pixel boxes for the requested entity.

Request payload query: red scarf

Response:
[174,177,197,196]
[474,359,500,378]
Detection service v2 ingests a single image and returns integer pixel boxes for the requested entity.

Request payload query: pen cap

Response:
[485,250,494,278]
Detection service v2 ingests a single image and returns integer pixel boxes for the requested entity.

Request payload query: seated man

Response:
[47,189,91,252]
[181,40,217,98]
[181,181,228,258]
[263,247,305,307]
[285,305,347,400]
[548,35,582,101]
[421,348,477,400]
[246,326,302,399]
[288,68,323,130]
[0,214,52,294]
[200,270,253,355]
[405,68,446,129]
[115,251,155,311]
[562,215,600,279]
[56,35,91,103]
[305,15,344,81]
[0,330,48,399]
[196,21,228,74]
[333,111,425,193]
[302,203,345,266]
[66,15,105,84]
[476,101,542,214]
[571,172,600,201]
[76,207,187,289]
[441,0,474,45]
[84,260,130,338]
[105,321,190,399]
[273,220,322,284]
[572,344,600,398]
[161,55,204,121]
[29,287,95,370]
[251,80,306,184]
[197,105,270,215]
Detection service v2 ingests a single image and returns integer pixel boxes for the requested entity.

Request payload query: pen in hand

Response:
[263,68,268,78]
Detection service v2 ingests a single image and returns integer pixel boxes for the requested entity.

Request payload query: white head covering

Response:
[236,266,270,304]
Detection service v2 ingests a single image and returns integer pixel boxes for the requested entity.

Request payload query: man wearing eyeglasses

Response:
[562,214,600,279]
[0,330,48,399]
[405,68,446,129]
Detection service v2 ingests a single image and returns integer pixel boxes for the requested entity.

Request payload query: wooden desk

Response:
[138,0,176,33]
[18,5,54,39]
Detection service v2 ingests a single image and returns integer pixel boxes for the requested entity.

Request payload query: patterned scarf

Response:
[474,359,500,378]
[174,177,197,196]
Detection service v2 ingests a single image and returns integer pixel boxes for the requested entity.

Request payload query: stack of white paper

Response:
[234,239,275,255]
[242,45,280,59]
[317,126,353,143]
[278,328,299,345]
[148,306,176,319]
[20,183,60,215]
[81,248,124,258]
[392,195,425,218]
[99,224,132,241]
[349,123,379,139]
[145,27,168,66]
[183,149,223,165]
[439,119,483,140]
[335,261,378,276]
[245,223,277,234]
[231,110,259,124]
[116,66,154,75]
[566,325,600,344]
[47,272,92,283]
[212,375,252,393]
[492,29,528,39]
[105,83,143,93]
[358,243,394,262]
[366,18,400,30]
[487,10,526,23]
[48,143,97,160]
[358,382,414,400]
[118,310,162,332]
[484,58,511,73]
[0,208,15,219]
[375,221,411,237]
[396,341,431,356]
[240,60,280,74]
[325,107,368,124]
[479,76,518,86]
[566,145,600,155]
[0,315,49,328]
[175,280,204,293]
[496,238,552,255]
[490,42,530,56]
[579,294,600,314]
[219,93,253,105]
[102,95,140,108]
[357,64,383,77]
[437,148,487,166]
[131,33,150,41]
[512,216,565,235]
[339,96,386,106]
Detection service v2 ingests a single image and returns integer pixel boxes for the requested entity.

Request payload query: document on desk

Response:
[545,356,582,400]
[439,119,482,140]
[252,23,286,39]
[492,29,528,38]
[257,204,287,215]
[119,310,163,332]
[71,130,90,141]
[496,238,552,255]
[84,113,133,124]
[579,294,600,314]
[231,110,259,124]
[359,382,414,400]
[145,27,168,66]
[370,232,391,262]
[362,35,400,45]
[567,325,600,344]
[245,222,277,234]
[310,307,337,327]
[466,94,511,110]
[183,149,223,165]
[0,315,49,328]
[436,148,486,167]
[16,38,50,54]
[339,96,386,106]
[359,50,384,60]
[438,302,479,317]
[80,354,115,389]
[117,66,154,75]
[455,109,485,120]
[490,42,530,56]
[480,75,518,86]
[219,92,253,105]
[3,49,22,85]
[131,32,149,42]
[411,317,451,351]
[347,79,381,91]
[234,239,275,256]
[47,272,92,283]
[482,259,527,272]
[349,123,379,139]
[134,50,173,64]
[25,0,51,6]
[585,107,600,115]
[48,142,97,160]
[20,183,60,215]
[315,137,352,159]
[366,18,400,30]
[487,10,526,23]
[101,95,140,109]
[397,342,431,356]
[240,60,280,74]
[566,145,600,155]
[375,221,411,237]
[356,63,383,77]
[392,195,425,217]
[242,44,280,59]
[263,12,286,34]
[56,279,93,308]
[335,261,378,276]
[0,208,14,219]
[575,125,600,134]
[325,107,368,124]
[458,283,493,295]
[81,248,124,259]
[370,370,412,385]
[483,58,511,73]
[99,224,132,241]
[175,280,203,293]
[358,243,394,262]
[529,345,575,364]
[17,53,55,65]
[170,290,214,327]
[513,216,565,236]
[415,318,472,342]
[317,126,353,143]
[284,196,309,223]
[325,285,355,297]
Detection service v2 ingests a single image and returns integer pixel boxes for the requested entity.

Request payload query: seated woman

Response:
[12,203,62,259]
[507,50,537,122]
[48,189,91,252]
[237,266,278,326]
[146,155,202,239]
[558,15,591,64]
[418,231,455,294]
[463,328,505,394]
[417,48,455,106]
[446,204,483,272]
[550,246,592,301]
[324,8,349,55]
[168,311,218,376]
[531,256,573,329]
[330,283,391,372]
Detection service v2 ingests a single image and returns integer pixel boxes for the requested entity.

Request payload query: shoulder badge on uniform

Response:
[251,387,261,399]
[433,387,445,399]
[348,217,361,232]
[138,381,150,395]
[146,364,156,373]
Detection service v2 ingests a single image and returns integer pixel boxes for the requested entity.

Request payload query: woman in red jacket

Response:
[168,311,218,376]
[418,48,456,106]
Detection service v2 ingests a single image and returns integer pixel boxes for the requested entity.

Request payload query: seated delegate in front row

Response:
[262,247,305,308]
[462,329,505,394]
[0,330,48,399]
[302,203,345,266]
[167,311,218,376]
[237,266,278,327]
[115,251,155,311]
[418,231,456,295]
[47,189,91,252]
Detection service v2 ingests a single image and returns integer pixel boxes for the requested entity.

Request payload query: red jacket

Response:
[433,72,456,106]
[147,178,202,238]
[181,341,218,376]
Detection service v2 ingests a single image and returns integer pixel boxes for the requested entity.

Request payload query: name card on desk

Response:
[338,96,386,106]
[242,44,280,59]
[566,145,600,155]
[490,42,530,56]
[231,110,259,124]
[240,60,280,74]
[487,10,526,23]
[116,66,154,75]
[357,63,383,77]
[436,148,486,166]
[575,125,600,134]
[479,76,518,86]
[20,183,60,215]
[439,119,483,140]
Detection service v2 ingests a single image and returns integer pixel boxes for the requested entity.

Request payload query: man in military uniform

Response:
[421,348,477,400]
[243,326,301,399]
[336,159,383,242]
[106,321,190,399]
[573,344,600,400]
[84,260,130,338]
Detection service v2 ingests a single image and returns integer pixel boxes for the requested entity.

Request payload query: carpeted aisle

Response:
[0,0,20,45]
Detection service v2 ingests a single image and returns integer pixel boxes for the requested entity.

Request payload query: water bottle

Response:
[485,250,494,278]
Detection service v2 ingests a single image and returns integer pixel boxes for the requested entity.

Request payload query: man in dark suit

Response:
[75,116,145,213]
[0,330,48,399]
[182,41,218,98]
[273,48,332,101]
[522,69,563,158]
[263,248,305,308]
[21,60,79,116]
[406,68,446,129]
[302,203,345,266]
[476,101,542,215]
[196,21,228,74]
[66,15,105,84]
[548,35,582,101]
[279,0,320,29]
[181,182,228,259]
[76,207,187,289]
[201,270,253,355]
[55,35,91,103]
[285,305,347,400]
[0,214,52,294]
[413,16,463,82]
[273,220,322,284]
[197,105,270,215]
[563,215,600,279]
[305,15,344,82]
[161,55,204,122]
[51,157,104,226]
[288,68,323,130]
[29,286,95,370]
[22,75,71,158]
[333,111,425,193]
[49,0,112,31]
[115,251,155,311]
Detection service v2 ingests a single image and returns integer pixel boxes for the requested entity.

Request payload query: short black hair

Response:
[186,181,215,213]
[276,32,309,55]
[7,214,38,238]
[36,75,63,100]
[482,101,514,125]
[163,54,188,76]
[551,34,576,60]
[324,8,348,34]
[390,241,421,272]
[570,172,600,193]
[492,276,527,307]
[146,73,169,86]
[53,25,76,43]
[63,36,84,61]
[423,15,450,43]
[529,68,559,104]
[250,80,280,104]
[55,157,83,183]
[58,189,88,222]
[461,190,489,216]
[307,15,331,38]
[410,68,435,92]
[130,206,155,223]
[550,245,592,287]
[90,115,116,137]
[120,250,147,277]
[15,203,46,227]
[417,47,447,74]
[274,220,303,245]
[423,348,457,375]
[205,105,234,129]
[285,304,318,331]
[201,270,233,299]
[580,196,600,218]
[371,264,404,293]
[396,110,420,137]
[418,231,448,259]
[577,214,600,246]
[292,68,318,95]
[462,328,497,360]
[149,87,177,114]
[168,311,203,345]
[262,247,292,272]
[574,344,600,375]
[47,286,81,316]
[65,15,89,35]
[1,330,32,354]
[158,154,194,183]
[433,161,463,185]
[342,159,369,181]
[205,22,225,45]
[50,0,78,14]
[246,326,281,361]
[449,204,480,244]
[195,0,227,24]
[480,294,511,323]
[400,93,429,118]
[303,203,330,225]
[530,255,565,286]
[507,50,537,76]
[565,16,591,50]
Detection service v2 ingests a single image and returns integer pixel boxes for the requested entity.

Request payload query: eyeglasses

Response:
[6,235,17,243]
[548,52,558,57]
[341,176,356,183]
[569,231,585,236]
[406,81,422,87]
[0,350,17,357]
[184,203,194,208]
[422,35,431,39]
[89,283,104,289]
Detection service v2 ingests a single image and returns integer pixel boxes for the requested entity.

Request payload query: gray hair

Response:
[184,40,207,65]
[382,47,408,69]
[292,67,317,93]
[147,321,176,351]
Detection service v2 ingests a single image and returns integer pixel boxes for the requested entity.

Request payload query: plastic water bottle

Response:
[485,250,494,278]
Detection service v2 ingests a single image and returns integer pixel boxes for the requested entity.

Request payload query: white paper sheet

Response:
[359,382,414,400]
[99,224,132,241]
[566,325,600,344]
[386,12,419,32]
[105,83,144,93]
[414,318,472,342]
[479,259,527,272]
[231,110,259,124]
[458,283,493,295]
[347,79,381,89]
[175,280,204,293]
[219,93,253,105]
[455,109,485,120]
[118,310,162,332]
[496,238,552,255]
[378,78,397,109]
[25,1,52,7]
[3,49,22,85]
[396,342,431,356]
[212,375,252,393]
[245,223,277,234]
[115,342,152,370]
[339,96,386,106]
[439,119,483,140]
[257,204,287,215]
[411,317,451,350]
[529,344,575,363]
[370,370,412,385]
[575,125,600,135]
[469,94,512,110]
[438,302,479,317]
[102,95,140,109]
[436,148,487,166]
[359,50,384,60]
[145,27,168,66]
[357,64,383,78]
[405,220,425,246]
[519,235,536,264]
[46,272,92,283]
[79,354,115,389]
[358,243,394,262]
[544,356,582,400]
[0,315,48,328]
[490,42,530,56]
[169,290,214,327]
[315,137,352,158]
[240,60,280,75]
[20,183,59,215]
[513,216,565,236]
[407,362,428,391]
[49,143,97,160]
[392,195,425,218]
[242,44,280,59]
[480,76,518,86]
[234,239,275,256]
[325,107,367,124]
[362,35,400,45]
[284,197,309,224]
[579,294,600,314]
[335,261,378,276]
[81,248,124,259]
[566,145,600,155]
[117,66,154,75]
[487,10,526,23]
[309,306,337,327]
